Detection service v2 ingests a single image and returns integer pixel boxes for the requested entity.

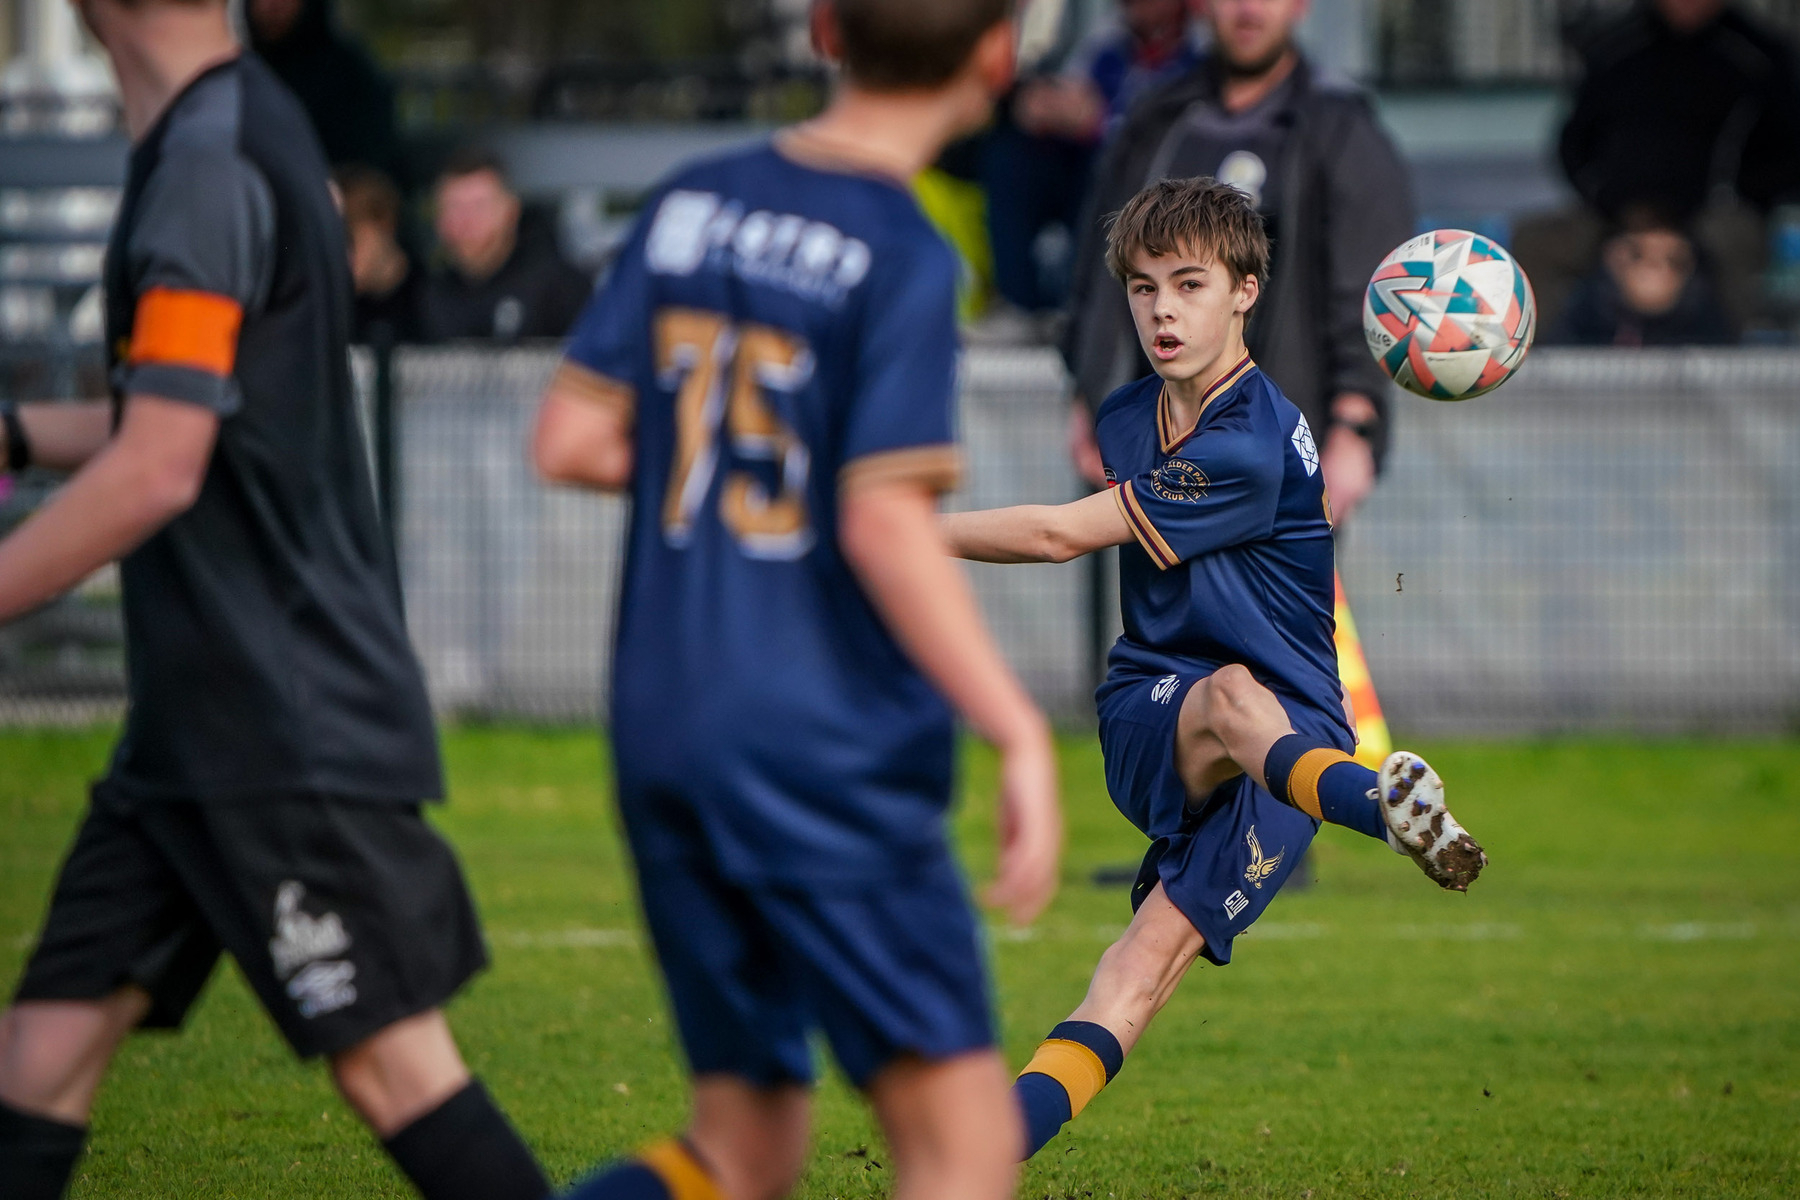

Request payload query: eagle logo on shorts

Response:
[1244,826,1284,889]
[1148,458,1209,502]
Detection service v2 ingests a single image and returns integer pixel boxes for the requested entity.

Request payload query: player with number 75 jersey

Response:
[530,118,1062,1189]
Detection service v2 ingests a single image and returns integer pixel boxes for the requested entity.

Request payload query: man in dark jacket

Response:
[419,149,593,344]
[248,0,402,181]
[1062,0,1412,523]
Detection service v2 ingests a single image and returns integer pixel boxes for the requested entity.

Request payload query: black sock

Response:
[383,1079,550,1200]
[0,1100,87,1200]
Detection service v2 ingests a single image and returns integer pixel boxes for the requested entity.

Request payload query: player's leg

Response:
[0,992,148,1199]
[146,799,549,1200]
[0,796,227,1200]
[565,1076,811,1200]
[1184,665,1485,890]
[1013,883,1200,1159]
[563,834,816,1200]
[866,1051,1018,1200]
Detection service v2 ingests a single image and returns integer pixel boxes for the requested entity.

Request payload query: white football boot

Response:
[1378,752,1487,891]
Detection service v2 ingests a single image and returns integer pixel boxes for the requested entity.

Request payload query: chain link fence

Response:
[2,346,1798,734]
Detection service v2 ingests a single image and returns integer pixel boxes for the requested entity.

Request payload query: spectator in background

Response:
[248,0,403,182]
[1520,0,1800,333]
[419,149,592,344]
[1062,0,1411,525]
[978,0,1198,329]
[1547,211,1736,347]
[335,166,423,346]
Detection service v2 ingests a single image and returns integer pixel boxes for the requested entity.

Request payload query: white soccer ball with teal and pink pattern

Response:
[1363,230,1536,401]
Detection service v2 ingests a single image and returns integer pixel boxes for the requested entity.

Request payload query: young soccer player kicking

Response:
[939,178,1489,1160]
[0,3,547,1198]
[529,2,1062,1199]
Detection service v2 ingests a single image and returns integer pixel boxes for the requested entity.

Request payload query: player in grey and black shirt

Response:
[0,3,548,1198]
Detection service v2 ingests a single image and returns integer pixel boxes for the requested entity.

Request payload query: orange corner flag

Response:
[1333,571,1391,768]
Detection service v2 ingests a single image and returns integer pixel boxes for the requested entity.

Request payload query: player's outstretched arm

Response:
[4,401,117,472]
[0,395,217,624]
[531,364,634,492]
[841,479,1063,925]
[940,487,1133,564]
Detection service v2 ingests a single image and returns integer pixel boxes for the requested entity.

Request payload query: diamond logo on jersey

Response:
[1151,674,1181,704]
[268,881,352,978]
[1223,889,1249,919]
[1148,458,1209,502]
[1291,415,1319,476]
[1243,826,1284,889]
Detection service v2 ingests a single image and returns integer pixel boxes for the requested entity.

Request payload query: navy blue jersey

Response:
[1096,357,1344,728]
[563,143,965,884]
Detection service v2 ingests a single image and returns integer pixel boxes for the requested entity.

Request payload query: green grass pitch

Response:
[3,727,1796,1198]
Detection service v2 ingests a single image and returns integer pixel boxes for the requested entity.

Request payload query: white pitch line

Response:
[493,928,639,949]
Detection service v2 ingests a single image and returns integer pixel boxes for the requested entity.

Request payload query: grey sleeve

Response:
[118,145,276,416]
[1319,99,1414,413]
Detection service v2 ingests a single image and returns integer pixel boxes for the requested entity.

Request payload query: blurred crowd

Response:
[256,0,1800,373]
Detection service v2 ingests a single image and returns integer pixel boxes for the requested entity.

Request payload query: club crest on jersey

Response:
[1244,826,1284,889]
[1292,415,1319,476]
[1148,458,1209,502]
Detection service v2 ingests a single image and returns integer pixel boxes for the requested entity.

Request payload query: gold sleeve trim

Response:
[1115,481,1179,569]
[553,360,636,423]
[838,444,964,495]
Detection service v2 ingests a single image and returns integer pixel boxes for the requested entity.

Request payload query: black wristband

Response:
[2,402,29,472]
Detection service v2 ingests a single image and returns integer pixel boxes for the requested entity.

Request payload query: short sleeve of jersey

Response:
[1113,429,1282,568]
[562,204,650,390]
[120,145,275,416]
[838,233,962,494]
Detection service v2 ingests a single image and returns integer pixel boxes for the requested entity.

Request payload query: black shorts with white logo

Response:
[13,788,488,1058]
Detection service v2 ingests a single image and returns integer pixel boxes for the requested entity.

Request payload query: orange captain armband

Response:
[127,286,244,376]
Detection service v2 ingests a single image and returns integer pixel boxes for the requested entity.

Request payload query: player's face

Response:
[1125,245,1258,383]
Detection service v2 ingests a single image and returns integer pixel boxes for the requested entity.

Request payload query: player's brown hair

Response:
[832,0,1012,90]
[1105,176,1270,288]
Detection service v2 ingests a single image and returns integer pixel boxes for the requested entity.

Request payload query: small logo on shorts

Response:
[268,881,356,1017]
[1244,826,1284,889]
[1151,674,1181,704]
[288,959,358,1018]
[1223,889,1249,919]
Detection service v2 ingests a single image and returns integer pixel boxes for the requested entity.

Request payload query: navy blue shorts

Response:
[1097,667,1347,965]
[633,844,994,1089]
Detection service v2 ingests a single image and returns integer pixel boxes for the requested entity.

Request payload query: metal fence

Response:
[2,346,1798,735]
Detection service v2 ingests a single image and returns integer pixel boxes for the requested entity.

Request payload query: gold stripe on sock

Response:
[640,1139,722,1200]
[1020,1038,1109,1118]
[1287,748,1355,819]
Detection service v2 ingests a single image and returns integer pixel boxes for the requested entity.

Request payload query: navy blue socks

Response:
[1264,734,1387,842]
[563,1139,721,1200]
[1013,1020,1125,1159]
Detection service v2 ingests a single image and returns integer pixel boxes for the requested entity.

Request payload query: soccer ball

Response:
[1363,229,1536,401]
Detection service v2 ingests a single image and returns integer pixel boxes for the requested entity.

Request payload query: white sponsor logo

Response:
[643,189,872,304]
[1223,889,1249,919]
[1151,674,1181,705]
[287,959,358,1018]
[268,881,351,979]
[1292,415,1319,476]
